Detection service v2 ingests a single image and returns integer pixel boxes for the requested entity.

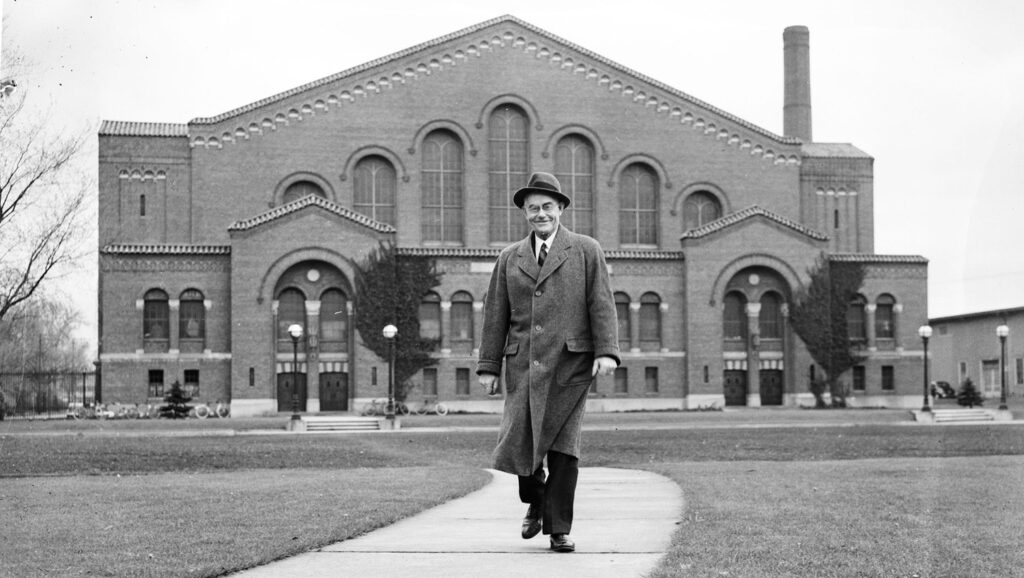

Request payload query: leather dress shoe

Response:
[521,504,542,539]
[549,533,575,552]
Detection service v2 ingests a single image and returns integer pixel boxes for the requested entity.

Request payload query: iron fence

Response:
[0,371,96,419]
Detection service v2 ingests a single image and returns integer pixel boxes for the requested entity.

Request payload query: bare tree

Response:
[0,51,91,323]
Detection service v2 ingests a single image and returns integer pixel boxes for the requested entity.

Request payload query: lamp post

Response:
[998,324,1009,410]
[382,324,398,423]
[918,325,932,413]
[288,323,303,421]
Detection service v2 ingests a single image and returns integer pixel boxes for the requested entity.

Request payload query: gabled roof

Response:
[680,205,829,241]
[228,194,396,234]
[188,15,795,147]
[179,15,801,168]
[829,253,928,264]
[99,121,189,137]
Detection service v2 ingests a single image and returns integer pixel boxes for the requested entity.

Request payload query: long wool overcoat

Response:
[476,227,620,476]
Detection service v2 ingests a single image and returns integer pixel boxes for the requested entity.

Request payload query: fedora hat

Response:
[513,172,571,208]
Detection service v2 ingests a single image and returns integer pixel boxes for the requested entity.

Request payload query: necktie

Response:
[538,243,548,267]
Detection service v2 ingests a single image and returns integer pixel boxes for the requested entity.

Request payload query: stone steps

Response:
[931,408,994,423]
[302,416,381,432]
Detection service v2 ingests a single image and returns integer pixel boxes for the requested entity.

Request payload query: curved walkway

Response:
[231,467,683,578]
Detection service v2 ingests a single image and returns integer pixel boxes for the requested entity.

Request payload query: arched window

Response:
[422,131,464,244]
[639,292,661,348]
[353,156,396,225]
[875,294,896,339]
[683,191,722,230]
[419,292,442,342]
[450,291,474,342]
[553,135,595,236]
[319,289,348,352]
[759,292,783,339]
[179,289,205,344]
[143,289,169,340]
[282,180,326,204]
[848,294,867,341]
[488,104,530,243]
[615,292,631,349]
[277,288,306,342]
[619,163,658,245]
[723,292,748,341]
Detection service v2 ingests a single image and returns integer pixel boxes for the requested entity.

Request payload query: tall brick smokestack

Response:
[783,25,812,142]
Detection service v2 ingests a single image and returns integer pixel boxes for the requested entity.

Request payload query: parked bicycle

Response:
[193,399,230,418]
[416,398,448,416]
[361,399,410,416]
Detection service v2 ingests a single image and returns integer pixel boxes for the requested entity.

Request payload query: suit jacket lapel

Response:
[537,228,571,285]
[515,236,539,280]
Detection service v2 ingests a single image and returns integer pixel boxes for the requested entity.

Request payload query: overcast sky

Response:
[3,0,1023,350]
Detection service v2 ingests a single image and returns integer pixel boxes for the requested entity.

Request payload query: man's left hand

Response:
[592,356,617,377]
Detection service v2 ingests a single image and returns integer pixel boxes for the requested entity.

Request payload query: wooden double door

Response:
[723,369,785,406]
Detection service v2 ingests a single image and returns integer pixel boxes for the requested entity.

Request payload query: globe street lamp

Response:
[997,324,1010,410]
[918,325,932,413]
[288,323,303,421]
[382,324,398,423]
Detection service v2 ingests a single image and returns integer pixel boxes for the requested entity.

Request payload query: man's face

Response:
[522,193,563,239]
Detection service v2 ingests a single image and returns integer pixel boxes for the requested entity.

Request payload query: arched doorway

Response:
[272,260,354,413]
[721,267,791,407]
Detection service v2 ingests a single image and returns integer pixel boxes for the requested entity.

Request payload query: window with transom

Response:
[422,131,464,244]
[320,289,348,352]
[354,156,396,225]
[723,292,748,341]
[143,289,169,341]
[619,163,658,245]
[488,104,530,243]
[277,288,306,352]
[848,294,867,342]
[553,135,595,236]
[450,291,474,342]
[759,292,783,339]
[639,292,661,348]
[875,294,895,339]
[615,292,631,349]
[419,292,441,344]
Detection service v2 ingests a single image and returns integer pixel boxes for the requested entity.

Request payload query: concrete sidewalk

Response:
[231,467,683,578]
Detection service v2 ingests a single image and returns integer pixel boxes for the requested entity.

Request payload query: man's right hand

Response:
[479,373,499,396]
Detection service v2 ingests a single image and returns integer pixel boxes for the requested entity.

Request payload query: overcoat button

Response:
[535,291,542,297]
[535,325,542,331]
[533,360,540,366]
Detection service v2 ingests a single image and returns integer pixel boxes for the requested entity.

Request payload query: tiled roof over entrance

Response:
[228,194,396,233]
[680,205,829,241]
[829,253,928,264]
[99,121,189,137]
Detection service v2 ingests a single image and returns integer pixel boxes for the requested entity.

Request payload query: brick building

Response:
[97,16,929,416]
[929,307,1023,401]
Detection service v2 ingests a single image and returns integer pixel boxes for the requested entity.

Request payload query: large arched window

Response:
[282,180,326,204]
[450,291,474,342]
[619,163,658,245]
[615,292,631,350]
[723,292,748,341]
[639,292,661,349]
[683,191,722,230]
[848,294,868,342]
[353,156,397,225]
[488,104,530,243]
[553,135,595,236]
[759,292,783,339]
[143,289,169,341]
[179,289,205,350]
[319,289,348,352]
[422,130,464,244]
[419,292,442,343]
[277,288,306,346]
[875,294,896,339]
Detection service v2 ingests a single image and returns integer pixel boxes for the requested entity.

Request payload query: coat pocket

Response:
[503,342,519,392]
[557,338,595,387]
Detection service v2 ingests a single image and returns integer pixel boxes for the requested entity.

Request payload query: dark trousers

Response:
[517,450,579,535]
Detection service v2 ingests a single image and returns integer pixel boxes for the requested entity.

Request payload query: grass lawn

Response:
[3,413,1024,577]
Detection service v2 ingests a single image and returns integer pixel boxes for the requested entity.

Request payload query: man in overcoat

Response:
[477,172,620,553]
